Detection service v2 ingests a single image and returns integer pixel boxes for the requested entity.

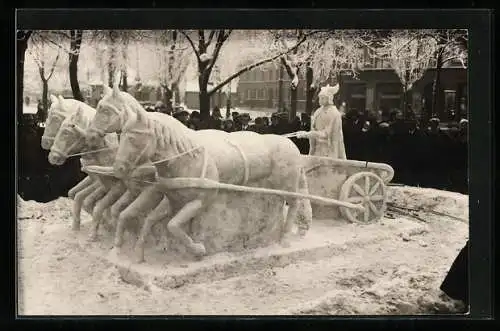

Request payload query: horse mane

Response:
[121,95,198,156]
[59,98,95,115]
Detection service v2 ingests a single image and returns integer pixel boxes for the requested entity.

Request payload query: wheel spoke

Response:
[364,204,370,222]
[369,181,381,195]
[347,196,364,203]
[365,175,370,194]
[353,183,365,196]
[371,195,384,201]
[368,201,379,215]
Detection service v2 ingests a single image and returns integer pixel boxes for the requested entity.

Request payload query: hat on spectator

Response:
[239,113,251,122]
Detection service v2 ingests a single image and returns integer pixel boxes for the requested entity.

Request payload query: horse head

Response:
[113,104,156,178]
[48,105,91,166]
[86,71,135,145]
[41,95,76,150]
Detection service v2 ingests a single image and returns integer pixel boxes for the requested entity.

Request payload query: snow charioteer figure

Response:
[296,84,347,159]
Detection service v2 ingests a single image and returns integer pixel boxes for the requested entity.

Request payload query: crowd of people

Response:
[149,102,469,194]
[18,100,468,202]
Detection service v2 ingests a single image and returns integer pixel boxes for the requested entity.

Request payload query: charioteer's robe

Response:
[309,105,347,159]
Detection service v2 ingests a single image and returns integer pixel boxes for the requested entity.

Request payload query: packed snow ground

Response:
[16,186,468,315]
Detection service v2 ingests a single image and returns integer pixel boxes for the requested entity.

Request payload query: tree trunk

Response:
[402,85,408,119]
[17,30,32,125]
[162,85,174,113]
[40,79,49,122]
[226,97,231,118]
[278,64,284,111]
[305,65,314,115]
[69,30,84,102]
[108,32,117,88]
[198,71,211,120]
[199,89,211,120]
[431,51,444,120]
[290,86,297,122]
[121,69,128,91]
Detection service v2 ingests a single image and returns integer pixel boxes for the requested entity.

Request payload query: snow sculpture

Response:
[296,84,346,159]
[85,80,313,263]
[48,104,120,233]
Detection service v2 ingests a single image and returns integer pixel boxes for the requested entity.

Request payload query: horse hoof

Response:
[191,243,206,257]
[72,223,81,232]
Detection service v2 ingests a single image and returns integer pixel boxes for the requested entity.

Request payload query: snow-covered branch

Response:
[208,31,317,96]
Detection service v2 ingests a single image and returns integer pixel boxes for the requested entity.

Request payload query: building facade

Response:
[236,62,308,113]
[338,56,467,121]
[184,81,239,111]
[236,50,467,121]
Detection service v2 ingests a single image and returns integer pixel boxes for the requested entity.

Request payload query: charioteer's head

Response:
[318,84,339,107]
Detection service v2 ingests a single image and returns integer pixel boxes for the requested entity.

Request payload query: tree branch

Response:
[46,49,61,81]
[280,56,295,78]
[207,30,228,73]
[208,33,311,96]
[180,30,200,61]
[198,30,206,50]
[206,30,216,47]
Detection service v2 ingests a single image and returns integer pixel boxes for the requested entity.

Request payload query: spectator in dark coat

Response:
[223,119,236,132]
[173,110,190,126]
[238,113,252,131]
[250,117,267,134]
[440,240,469,308]
[188,111,202,130]
[210,106,224,130]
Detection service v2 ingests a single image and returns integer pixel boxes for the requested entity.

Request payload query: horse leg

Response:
[72,182,100,231]
[167,199,206,257]
[134,196,171,263]
[108,190,136,234]
[89,182,125,241]
[112,187,163,255]
[68,176,92,199]
[82,185,107,214]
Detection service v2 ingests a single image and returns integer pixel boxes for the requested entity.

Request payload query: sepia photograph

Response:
[17,27,470,316]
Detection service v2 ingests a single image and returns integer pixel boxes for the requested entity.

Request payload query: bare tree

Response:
[427,29,468,120]
[87,30,153,88]
[181,29,320,119]
[298,30,371,114]
[17,30,33,124]
[28,33,62,122]
[120,33,129,91]
[69,30,84,101]
[376,30,437,118]
[152,30,192,113]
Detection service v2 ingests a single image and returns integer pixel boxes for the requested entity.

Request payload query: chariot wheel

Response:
[339,171,387,224]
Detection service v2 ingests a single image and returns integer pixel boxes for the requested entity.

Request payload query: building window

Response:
[247,89,252,100]
[268,88,274,99]
[444,90,457,121]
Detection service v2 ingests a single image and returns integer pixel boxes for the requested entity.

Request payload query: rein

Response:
[66,146,117,158]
